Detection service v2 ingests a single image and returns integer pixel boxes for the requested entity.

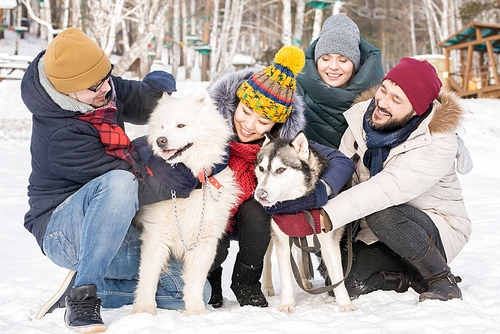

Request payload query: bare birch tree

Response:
[281,0,292,46]
[293,0,305,47]
[172,0,181,78]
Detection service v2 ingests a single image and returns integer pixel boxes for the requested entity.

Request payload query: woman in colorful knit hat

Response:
[296,14,385,149]
[206,46,355,308]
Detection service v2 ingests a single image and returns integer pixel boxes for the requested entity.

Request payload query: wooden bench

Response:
[0,55,32,82]
[0,63,29,81]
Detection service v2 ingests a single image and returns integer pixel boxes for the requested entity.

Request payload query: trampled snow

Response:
[1,31,499,333]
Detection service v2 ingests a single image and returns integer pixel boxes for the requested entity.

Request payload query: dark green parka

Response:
[296,38,385,148]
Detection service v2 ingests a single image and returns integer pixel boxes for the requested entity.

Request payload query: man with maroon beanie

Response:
[314,58,472,302]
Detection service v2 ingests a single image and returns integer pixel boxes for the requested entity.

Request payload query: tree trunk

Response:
[172,0,181,78]
[213,0,232,78]
[209,0,220,79]
[293,0,305,47]
[410,0,417,56]
[114,3,171,78]
[201,0,211,81]
[281,0,292,46]
[311,8,322,43]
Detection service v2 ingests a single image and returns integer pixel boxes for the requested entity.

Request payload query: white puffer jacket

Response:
[323,89,471,263]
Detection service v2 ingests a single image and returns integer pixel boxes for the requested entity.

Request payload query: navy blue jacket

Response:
[22,51,173,251]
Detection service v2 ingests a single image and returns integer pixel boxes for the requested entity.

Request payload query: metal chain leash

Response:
[171,168,225,252]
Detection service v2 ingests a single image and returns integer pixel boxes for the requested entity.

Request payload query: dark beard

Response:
[368,101,414,132]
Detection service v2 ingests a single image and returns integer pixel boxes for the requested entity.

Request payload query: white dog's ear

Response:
[262,132,274,147]
[193,85,211,104]
[291,131,309,160]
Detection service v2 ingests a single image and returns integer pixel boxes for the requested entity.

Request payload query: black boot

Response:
[64,284,107,333]
[230,255,268,307]
[379,271,429,294]
[207,266,223,308]
[35,270,76,320]
[405,237,462,302]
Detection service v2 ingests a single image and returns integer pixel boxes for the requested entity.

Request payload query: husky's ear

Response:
[262,132,274,147]
[291,131,309,160]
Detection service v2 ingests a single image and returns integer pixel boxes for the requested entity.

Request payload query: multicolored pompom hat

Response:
[236,46,305,123]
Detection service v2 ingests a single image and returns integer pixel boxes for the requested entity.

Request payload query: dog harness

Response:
[273,208,322,237]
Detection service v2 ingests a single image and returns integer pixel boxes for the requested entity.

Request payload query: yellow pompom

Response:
[273,46,305,75]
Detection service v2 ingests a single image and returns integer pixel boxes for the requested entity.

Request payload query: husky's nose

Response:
[156,136,168,149]
[255,189,268,201]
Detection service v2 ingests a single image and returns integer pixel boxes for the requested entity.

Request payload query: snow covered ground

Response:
[1,31,499,333]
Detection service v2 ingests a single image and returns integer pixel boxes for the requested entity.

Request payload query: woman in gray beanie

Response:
[297,14,385,149]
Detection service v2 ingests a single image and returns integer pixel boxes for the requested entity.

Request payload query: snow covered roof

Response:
[0,0,17,9]
[232,53,255,66]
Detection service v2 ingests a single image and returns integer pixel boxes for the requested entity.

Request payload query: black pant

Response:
[210,198,271,271]
[342,204,446,298]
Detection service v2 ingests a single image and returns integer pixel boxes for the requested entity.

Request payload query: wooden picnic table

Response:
[0,54,32,82]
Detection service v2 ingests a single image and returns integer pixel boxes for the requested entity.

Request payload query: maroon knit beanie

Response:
[382,57,442,116]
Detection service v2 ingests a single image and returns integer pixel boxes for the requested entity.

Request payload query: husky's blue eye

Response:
[276,167,285,174]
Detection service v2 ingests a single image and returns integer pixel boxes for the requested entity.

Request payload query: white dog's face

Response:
[146,85,232,170]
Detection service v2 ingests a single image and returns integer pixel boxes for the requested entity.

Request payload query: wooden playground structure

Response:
[438,22,500,98]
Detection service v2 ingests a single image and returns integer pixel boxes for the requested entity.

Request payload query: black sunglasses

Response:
[88,64,114,92]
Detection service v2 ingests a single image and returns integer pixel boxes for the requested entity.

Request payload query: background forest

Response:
[1,0,500,81]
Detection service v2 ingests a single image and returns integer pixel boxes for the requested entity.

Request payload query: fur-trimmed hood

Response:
[207,67,306,141]
[352,86,467,135]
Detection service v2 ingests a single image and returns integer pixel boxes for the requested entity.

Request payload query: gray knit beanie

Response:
[314,14,361,71]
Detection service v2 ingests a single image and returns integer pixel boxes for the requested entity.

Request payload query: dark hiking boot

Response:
[230,255,268,307]
[35,270,77,320]
[207,266,223,308]
[405,237,462,302]
[64,284,107,333]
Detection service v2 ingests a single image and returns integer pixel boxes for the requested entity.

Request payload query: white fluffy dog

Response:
[131,86,238,316]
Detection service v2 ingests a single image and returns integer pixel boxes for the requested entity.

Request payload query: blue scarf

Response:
[363,99,423,177]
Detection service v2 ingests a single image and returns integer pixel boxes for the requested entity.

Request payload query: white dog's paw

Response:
[262,287,275,297]
[278,304,295,314]
[183,308,210,316]
[338,303,356,312]
[131,304,157,316]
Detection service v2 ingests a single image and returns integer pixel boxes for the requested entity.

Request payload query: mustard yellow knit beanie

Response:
[236,46,305,123]
[44,28,112,93]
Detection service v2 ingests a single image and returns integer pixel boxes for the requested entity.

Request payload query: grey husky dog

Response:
[254,131,355,314]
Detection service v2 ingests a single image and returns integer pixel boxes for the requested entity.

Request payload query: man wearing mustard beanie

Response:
[21,28,206,333]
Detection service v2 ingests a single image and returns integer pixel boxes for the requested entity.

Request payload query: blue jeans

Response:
[42,170,210,309]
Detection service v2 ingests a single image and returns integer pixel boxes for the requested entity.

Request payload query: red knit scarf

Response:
[228,141,261,225]
[74,95,143,180]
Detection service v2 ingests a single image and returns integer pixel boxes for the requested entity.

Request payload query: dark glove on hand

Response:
[210,144,230,177]
[141,70,177,95]
[132,136,198,194]
[262,181,328,215]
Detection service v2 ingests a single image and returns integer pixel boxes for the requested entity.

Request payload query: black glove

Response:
[141,70,177,95]
[132,136,198,194]
[262,181,329,215]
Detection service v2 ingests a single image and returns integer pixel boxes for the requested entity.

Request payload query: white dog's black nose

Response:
[255,189,268,201]
[156,137,168,148]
